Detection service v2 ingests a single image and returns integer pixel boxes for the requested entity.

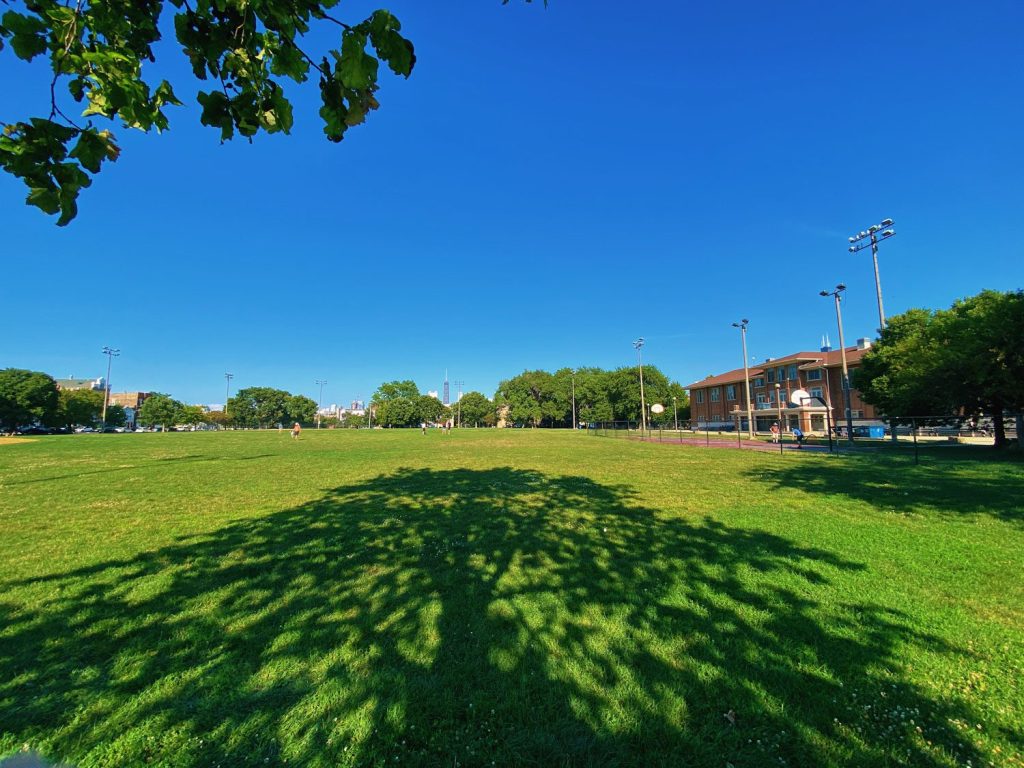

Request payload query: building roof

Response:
[686,346,868,390]
[55,377,103,391]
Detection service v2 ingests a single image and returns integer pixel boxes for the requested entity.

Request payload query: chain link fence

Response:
[588,414,1022,462]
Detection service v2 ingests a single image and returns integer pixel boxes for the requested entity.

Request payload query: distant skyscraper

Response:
[443,369,450,405]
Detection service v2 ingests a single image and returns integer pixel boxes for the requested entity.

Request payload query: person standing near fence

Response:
[793,426,804,448]
[770,422,780,444]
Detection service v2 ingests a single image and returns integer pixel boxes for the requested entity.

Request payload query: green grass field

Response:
[1,430,1021,767]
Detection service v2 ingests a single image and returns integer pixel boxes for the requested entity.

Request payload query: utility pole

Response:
[732,320,754,439]
[101,346,120,428]
[820,284,855,444]
[672,395,678,431]
[633,339,647,432]
[848,218,895,332]
[316,380,327,429]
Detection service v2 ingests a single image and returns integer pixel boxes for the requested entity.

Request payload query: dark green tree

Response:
[0,368,59,432]
[454,391,494,427]
[855,290,1024,448]
[414,395,448,425]
[56,387,103,428]
[286,394,318,425]
[104,403,127,428]
[229,387,289,428]
[138,393,182,430]
[376,397,416,427]
[373,380,420,402]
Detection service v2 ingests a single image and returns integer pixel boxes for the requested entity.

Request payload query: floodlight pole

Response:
[821,285,855,444]
[316,380,327,429]
[775,382,784,454]
[848,219,895,332]
[224,372,234,412]
[633,339,647,433]
[101,346,120,427]
[732,320,754,439]
[672,396,678,431]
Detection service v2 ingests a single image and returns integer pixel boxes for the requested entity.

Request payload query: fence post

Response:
[912,417,919,466]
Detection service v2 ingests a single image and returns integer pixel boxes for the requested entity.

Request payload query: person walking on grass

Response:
[792,426,804,448]
[770,422,780,444]
[291,422,301,440]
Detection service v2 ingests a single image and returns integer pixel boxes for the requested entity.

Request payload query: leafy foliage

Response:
[55,387,104,428]
[227,386,317,427]
[0,0,418,224]
[495,366,689,427]
[414,394,449,425]
[855,290,1024,447]
[454,391,495,427]
[0,368,59,432]
[137,392,183,429]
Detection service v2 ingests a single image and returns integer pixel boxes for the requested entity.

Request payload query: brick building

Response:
[686,341,880,434]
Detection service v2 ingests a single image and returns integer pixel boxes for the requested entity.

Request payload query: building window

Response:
[754,377,765,388]
[806,369,822,381]
[810,387,823,400]
[756,393,767,405]
[726,384,736,400]
[788,364,798,381]
[696,390,704,404]
[766,368,775,384]
[710,387,721,402]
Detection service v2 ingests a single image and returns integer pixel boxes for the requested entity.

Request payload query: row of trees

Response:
[370,380,496,428]
[225,387,318,429]
[855,289,1024,448]
[495,367,690,428]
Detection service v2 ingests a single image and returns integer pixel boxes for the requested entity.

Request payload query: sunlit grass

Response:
[1,430,1021,767]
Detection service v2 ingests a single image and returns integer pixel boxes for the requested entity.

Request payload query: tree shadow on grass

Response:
[0,468,991,767]
[749,454,1024,523]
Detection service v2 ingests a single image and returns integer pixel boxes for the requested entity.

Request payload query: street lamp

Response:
[101,346,120,428]
[672,395,678,431]
[775,382,784,454]
[731,320,754,439]
[224,372,234,413]
[633,338,647,433]
[570,369,576,431]
[820,284,855,443]
[315,380,327,429]
[848,218,895,331]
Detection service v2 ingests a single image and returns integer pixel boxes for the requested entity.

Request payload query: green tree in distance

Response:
[103,403,127,428]
[454,391,494,427]
[0,368,59,432]
[286,394,318,425]
[414,394,449,425]
[373,380,420,402]
[138,393,182,431]
[55,387,103,428]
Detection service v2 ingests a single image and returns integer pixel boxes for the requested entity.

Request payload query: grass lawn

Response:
[1,430,1021,767]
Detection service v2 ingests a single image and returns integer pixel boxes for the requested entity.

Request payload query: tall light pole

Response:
[820,284,855,443]
[224,372,234,413]
[848,218,895,332]
[316,379,327,429]
[633,338,647,432]
[569,369,576,430]
[101,346,120,427]
[672,395,678,431]
[731,320,754,439]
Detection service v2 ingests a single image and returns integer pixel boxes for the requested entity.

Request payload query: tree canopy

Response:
[0,368,59,432]
[55,386,104,428]
[495,366,689,428]
[227,386,314,427]
[0,0,418,225]
[855,289,1024,447]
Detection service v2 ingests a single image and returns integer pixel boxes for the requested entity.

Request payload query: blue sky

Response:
[3,0,1022,406]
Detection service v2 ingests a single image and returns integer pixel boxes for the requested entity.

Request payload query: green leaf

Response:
[2,11,48,61]
[339,32,377,90]
[27,186,60,215]
[197,90,235,141]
